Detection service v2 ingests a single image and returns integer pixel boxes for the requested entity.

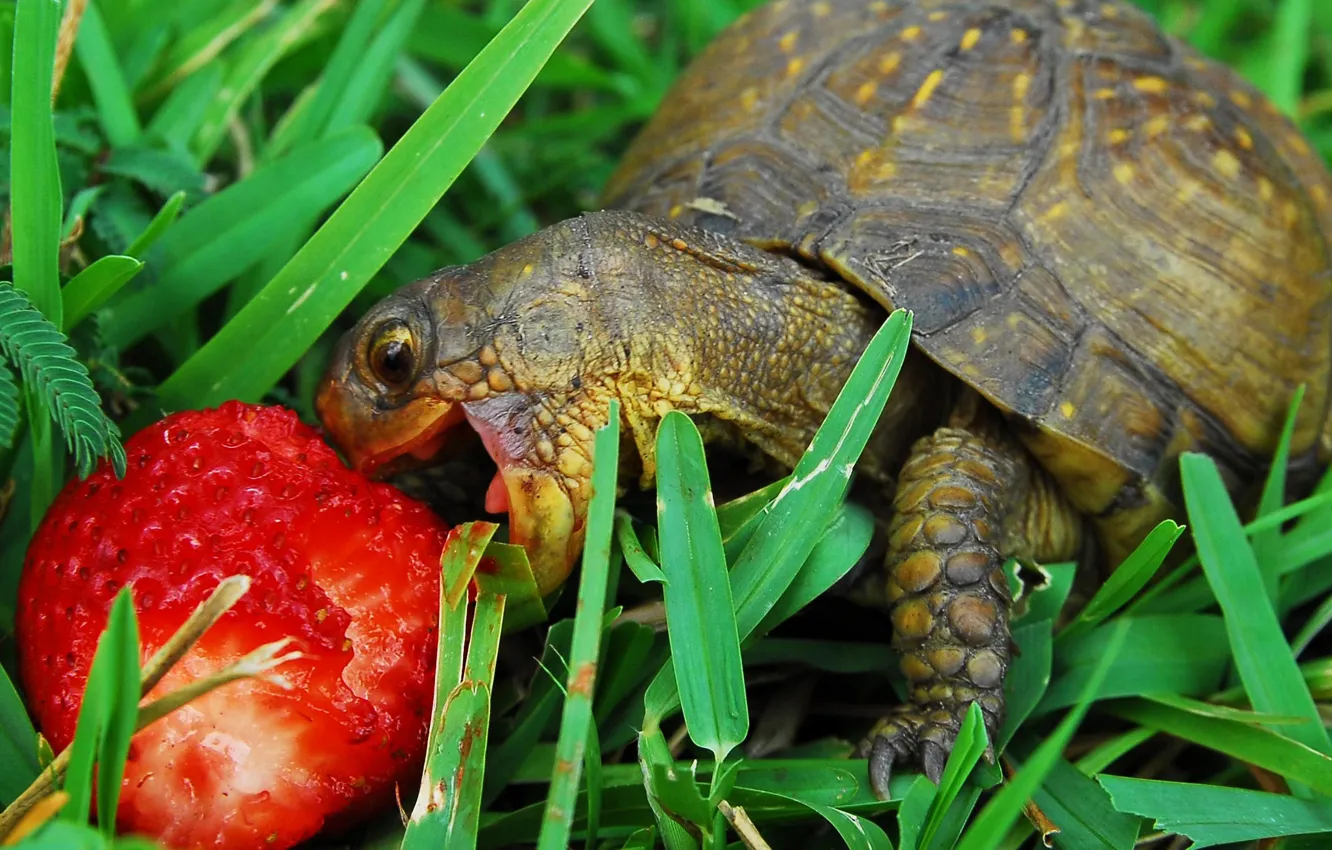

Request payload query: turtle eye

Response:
[368,320,417,388]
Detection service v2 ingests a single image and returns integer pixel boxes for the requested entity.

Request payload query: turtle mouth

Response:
[345,401,578,596]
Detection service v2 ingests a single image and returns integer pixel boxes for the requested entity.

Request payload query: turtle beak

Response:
[315,373,463,478]
[462,403,586,597]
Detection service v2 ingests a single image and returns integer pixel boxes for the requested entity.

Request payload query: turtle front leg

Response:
[860,402,1081,798]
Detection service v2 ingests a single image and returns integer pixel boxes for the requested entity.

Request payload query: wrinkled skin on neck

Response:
[316,209,935,595]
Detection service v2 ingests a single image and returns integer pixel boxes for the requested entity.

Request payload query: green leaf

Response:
[11,0,63,323]
[1100,775,1332,847]
[1026,754,1139,850]
[954,620,1129,850]
[1057,520,1184,640]
[1181,452,1331,767]
[320,0,426,136]
[897,775,936,850]
[539,400,620,850]
[737,789,894,849]
[0,365,19,451]
[754,502,875,635]
[0,651,39,805]
[62,256,143,331]
[0,284,125,478]
[156,0,600,410]
[101,128,382,350]
[472,541,547,634]
[655,410,748,763]
[1254,387,1303,600]
[919,703,988,850]
[75,0,141,147]
[62,589,141,835]
[1109,698,1332,797]
[142,0,274,97]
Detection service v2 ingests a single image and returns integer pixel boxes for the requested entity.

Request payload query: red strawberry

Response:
[16,401,449,849]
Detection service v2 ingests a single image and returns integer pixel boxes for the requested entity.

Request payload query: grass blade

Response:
[1181,453,1331,765]
[754,503,875,635]
[1109,699,1332,796]
[61,589,140,833]
[156,0,599,410]
[1057,520,1183,640]
[11,0,63,323]
[954,620,1128,850]
[321,0,426,137]
[615,512,667,585]
[1099,776,1332,847]
[75,0,140,147]
[124,190,186,258]
[0,660,39,806]
[61,256,143,331]
[1255,386,1303,601]
[538,400,620,850]
[102,127,382,350]
[655,410,748,763]
[919,703,987,850]
[1025,754,1139,850]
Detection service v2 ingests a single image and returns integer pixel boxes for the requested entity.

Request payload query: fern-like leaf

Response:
[0,283,126,478]
[0,361,19,450]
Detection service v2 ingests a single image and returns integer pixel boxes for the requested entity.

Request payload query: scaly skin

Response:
[316,208,1084,795]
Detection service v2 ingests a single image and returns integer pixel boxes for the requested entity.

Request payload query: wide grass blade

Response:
[0,661,39,806]
[11,0,63,323]
[1099,776,1332,847]
[538,401,621,850]
[654,410,748,763]
[156,0,600,411]
[1109,699,1332,796]
[75,0,141,147]
[953,620,1128,850]
[1180,453,1331,766]
[1025,754,1138,850]
[919,703,987,850]
[61,589,140,834]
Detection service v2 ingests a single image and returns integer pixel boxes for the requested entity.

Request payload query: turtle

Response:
[314,0,1332,796]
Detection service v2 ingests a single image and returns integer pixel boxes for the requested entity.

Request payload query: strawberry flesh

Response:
[16,402,449,849]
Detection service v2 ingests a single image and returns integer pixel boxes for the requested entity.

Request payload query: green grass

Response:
[1,0,1332,848]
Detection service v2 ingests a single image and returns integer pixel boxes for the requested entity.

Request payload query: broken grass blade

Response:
[140,575,250,694]
[135,639,304,729]
[655,410,748,763]
[402,682,492,849]
[538,401,621,850]
[616,511,666,584]
[473,540,546,633]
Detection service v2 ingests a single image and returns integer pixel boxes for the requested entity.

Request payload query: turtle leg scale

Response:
[857,413,1074,798]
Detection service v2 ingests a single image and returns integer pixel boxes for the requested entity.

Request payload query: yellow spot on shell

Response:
[1213,149,1240,179]
[902,25,922,41]
[1059,401,1076,418]
[971,327,987,345]
[1114,163,1135,184]
[870,1,888,10]
[740,87,759,111]
[1011,28,1028,44]
[876,160,898,180]
[1013,73,1031,101]
[1230,89,1252,108]
[879,52,902,74]
[668,205,684,219]
[1258,177,1275,201]
[796,199,820,217]
[1010,106,1027,141]
[1108,128,1131,144]
[778,31,798,53]
[812,1,831,15]
[855,80,878,105]
[1133,76,1169,94]
[1234,127,1254,149]
[786,57,806,77]
[928,10,948,21]
[1313,185,1329,208]
[952,246,972,258]
[960,28,982,51]
[1042,201,1069,222]
[1100,2,1119,16]
[855,148,876,167]
[1289,134,1312,156]
[1194,91,1217,108]
[1176,180,1199,203]
[1095,87,1117,100]
[1183,114,1211,132]
[1143,115,1170,138]
[521,263,535,277]
[912,69,945,109]
[1283,200,1301,226]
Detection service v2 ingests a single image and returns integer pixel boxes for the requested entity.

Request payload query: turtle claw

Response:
[859,708,965,799]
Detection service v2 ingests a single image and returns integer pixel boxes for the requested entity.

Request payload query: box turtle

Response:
[316,0,1332,795]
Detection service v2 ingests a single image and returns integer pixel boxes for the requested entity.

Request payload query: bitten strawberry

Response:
[16,401,449,849]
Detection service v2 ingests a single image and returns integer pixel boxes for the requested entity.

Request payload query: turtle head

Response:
[317,217,615,597]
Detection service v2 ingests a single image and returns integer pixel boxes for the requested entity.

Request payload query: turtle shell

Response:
[604,0,1332,558]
